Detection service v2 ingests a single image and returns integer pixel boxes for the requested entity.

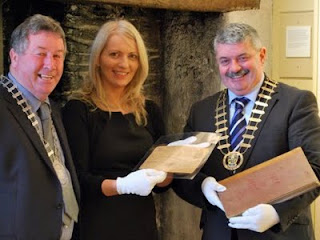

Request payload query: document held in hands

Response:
[218,147,320,218]
[138,132,220,179]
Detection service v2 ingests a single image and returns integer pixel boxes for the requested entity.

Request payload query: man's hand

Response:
[201,176,226,211]
[116,169,167,196]
[228,204,280,232]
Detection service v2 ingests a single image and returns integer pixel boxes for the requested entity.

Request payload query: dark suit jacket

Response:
[172,79,320,240]
[0,86,80,240]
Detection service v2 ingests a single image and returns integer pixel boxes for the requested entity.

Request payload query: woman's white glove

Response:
[228,204,280,232]
[116,169,167,196]
[201,176,226,211]
[168,136,210,148]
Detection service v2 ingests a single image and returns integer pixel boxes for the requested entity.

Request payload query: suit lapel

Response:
[2,88,56,172]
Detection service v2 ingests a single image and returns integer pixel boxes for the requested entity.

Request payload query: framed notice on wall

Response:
[286,26,311,58]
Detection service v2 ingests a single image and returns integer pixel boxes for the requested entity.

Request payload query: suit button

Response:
[56,203,63,209]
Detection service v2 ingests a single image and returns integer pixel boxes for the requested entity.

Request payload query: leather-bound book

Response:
[218,147,320,218]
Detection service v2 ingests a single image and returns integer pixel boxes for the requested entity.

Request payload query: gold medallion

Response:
[223,152,244,171]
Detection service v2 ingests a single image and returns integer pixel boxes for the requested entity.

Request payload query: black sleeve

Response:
[62,100,105,197]
[145,100,165,141]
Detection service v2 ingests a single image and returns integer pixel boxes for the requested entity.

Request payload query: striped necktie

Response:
[230,97,249,151]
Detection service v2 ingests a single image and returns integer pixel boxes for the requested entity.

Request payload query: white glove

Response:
[116,169,167,196]
[168,136,210,148]
[201,177,226,211]
[228,204,280,232]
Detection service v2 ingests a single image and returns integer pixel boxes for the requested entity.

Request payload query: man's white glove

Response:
[116,169,167,196]
[201,176,226,211]
[168,136,210,148]
[228,204,280,232]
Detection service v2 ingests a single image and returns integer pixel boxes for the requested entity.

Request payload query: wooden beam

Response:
[49,0,260,12]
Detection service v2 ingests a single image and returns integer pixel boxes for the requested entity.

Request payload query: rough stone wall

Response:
[61,4,164,106]
[162,11,222,133]
[159,11,222,240]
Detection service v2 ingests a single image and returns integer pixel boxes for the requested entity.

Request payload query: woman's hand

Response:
[116,169,167,196]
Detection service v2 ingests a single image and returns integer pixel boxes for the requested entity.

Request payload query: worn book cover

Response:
[218,147,320,218]
[137,132,220,179]
[139,145,212,174]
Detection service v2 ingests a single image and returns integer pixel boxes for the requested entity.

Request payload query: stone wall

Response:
[2,1,223,239]
[61,4,165,105]
[160,11,222,239]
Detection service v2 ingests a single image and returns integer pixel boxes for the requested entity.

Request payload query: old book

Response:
[138,132,220,179]
[139,145,212,175]
[218,147,320,218]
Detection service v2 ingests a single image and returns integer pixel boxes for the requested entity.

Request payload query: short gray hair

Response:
[213,23,262,52]
[10,14,67,55]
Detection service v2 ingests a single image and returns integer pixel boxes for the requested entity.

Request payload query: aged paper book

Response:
[137,132,220,178]
[218,147,320,218]
[139,145,211,175]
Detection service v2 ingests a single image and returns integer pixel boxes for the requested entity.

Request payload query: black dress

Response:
[62,99,165,240]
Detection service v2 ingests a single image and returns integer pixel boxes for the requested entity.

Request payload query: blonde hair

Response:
[71,19,149,126]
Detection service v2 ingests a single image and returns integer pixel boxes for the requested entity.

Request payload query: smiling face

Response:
[99,33,139,93]
[9,31,65,101]
[216,39,266,96]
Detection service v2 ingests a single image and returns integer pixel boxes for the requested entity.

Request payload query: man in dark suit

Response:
[0,14,79,239]
[172,23,320,240]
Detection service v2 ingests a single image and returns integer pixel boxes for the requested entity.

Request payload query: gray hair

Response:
[213,23,262,52]
[10,14,67,54]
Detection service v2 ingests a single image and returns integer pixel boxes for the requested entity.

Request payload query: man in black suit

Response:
[0,14,79,239]
[173,23,320,240]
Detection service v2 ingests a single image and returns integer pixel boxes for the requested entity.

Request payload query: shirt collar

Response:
[8,72,50,112]
[228,73,265,105]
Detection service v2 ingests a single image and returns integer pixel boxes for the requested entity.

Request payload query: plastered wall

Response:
[272,0,315,92]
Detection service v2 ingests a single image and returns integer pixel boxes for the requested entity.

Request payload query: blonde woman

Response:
[63,19,171,240]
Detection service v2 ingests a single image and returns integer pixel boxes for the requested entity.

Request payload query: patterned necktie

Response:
[38,103,79,226]
[229,97,249,151]
[39,103,54,147]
